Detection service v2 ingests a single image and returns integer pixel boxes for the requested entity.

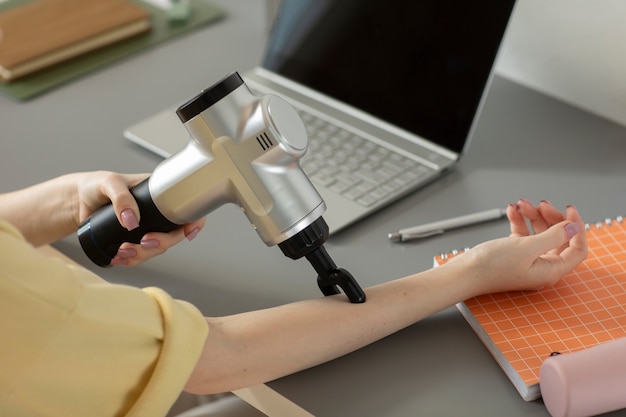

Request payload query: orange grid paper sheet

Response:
[434,216,626,401]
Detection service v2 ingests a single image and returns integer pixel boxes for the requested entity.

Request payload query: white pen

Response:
[388,207,507,242]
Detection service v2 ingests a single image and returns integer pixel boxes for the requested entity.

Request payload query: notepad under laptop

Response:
[124,0,516,234]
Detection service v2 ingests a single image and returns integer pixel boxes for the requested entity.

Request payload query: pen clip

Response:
[400,229,445,241]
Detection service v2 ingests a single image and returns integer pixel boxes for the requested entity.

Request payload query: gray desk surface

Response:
[2,1,626,416]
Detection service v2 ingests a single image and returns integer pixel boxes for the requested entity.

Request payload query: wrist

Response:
[436,251,484,301]
[0,174,82,246]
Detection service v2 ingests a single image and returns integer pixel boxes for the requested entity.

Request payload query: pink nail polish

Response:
[116,248,137,258]
[111,257,129,266]
[564,222,580,239]
[186,227,200,241]
[140,239,160,249]
[121,208,139,231]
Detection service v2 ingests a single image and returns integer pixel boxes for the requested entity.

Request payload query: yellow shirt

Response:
[0,220,208,417]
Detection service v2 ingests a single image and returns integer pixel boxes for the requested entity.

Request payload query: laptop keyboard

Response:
[299,111,435,207]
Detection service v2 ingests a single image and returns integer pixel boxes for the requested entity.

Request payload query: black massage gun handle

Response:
[77,178,180,267]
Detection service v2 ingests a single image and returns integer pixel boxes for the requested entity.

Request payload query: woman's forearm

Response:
[185,259,473,394]
[0,174,78,246]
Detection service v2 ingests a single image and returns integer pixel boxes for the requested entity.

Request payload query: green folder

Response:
[0,0,225,100]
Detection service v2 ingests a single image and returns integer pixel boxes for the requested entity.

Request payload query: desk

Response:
[2,1,626,416]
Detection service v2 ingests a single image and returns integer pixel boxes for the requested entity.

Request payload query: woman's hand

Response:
[75,171,206,267]
[0,170,204,266]
[448,200,588,297]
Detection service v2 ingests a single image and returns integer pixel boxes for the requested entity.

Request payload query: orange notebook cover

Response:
[434,217,626,401]
[0,0,151,82]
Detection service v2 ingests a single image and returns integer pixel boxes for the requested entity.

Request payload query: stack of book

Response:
[0,0,152,82]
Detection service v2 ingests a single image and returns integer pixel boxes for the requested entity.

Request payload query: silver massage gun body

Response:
[78,72,366,303]
[152,72,325,247]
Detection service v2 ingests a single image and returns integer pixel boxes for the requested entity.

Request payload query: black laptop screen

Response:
[262,0,516,154]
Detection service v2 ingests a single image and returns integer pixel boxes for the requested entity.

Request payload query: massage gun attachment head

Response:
[278,217,366,303]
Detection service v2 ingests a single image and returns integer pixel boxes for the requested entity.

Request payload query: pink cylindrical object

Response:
[539,338,626,417]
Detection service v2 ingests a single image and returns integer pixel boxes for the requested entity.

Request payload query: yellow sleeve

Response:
[0,221,209,417]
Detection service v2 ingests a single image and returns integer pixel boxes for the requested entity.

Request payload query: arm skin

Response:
[0,171,205,266]
[184,201,587,394]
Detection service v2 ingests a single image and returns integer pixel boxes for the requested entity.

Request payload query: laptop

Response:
[124,0,516,234]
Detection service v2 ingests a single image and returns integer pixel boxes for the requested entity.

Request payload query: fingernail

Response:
[110,257,129,266]
[116,248,137,258]
[540,200,552,205]
[140,239,160,249]
[509,203,520,212]
[186,227,200,241]
[564,222,580,239]
[121,208,139,231]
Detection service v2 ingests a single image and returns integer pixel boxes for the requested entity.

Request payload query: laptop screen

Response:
[262,0,516,154]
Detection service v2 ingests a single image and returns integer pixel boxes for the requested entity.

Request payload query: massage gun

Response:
[77,72,366,303]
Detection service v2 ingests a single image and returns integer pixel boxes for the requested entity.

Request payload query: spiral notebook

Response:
[434,216,626,401]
